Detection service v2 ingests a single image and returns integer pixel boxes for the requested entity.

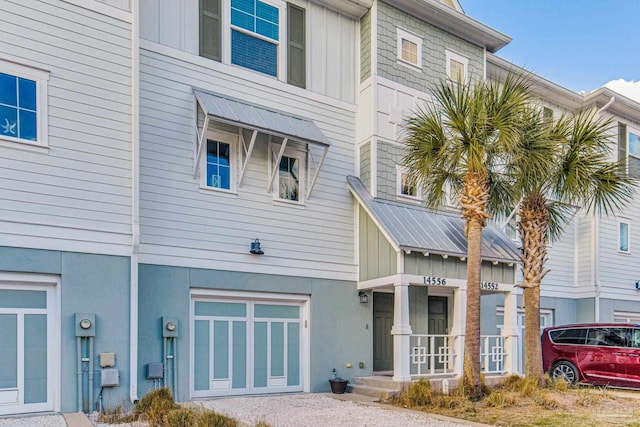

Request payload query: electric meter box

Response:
[101,369,119,387]
[146,363,164,380]
[162,317,178,338]
[75,313,96,337]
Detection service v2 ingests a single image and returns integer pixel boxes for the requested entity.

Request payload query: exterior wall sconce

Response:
[250,239,264,255]
[358,291,369,304]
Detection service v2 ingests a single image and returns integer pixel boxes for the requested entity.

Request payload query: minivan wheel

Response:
[550,361,578,384]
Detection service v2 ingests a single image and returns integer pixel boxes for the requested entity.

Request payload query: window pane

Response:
[256,1,278,24]
[0,73,17,106]
[0,105,18,138]
[450,59,465,81]
[18,78,37,111]
[630,132,640,157]
[401,173,416,197]
[278,155,299,201]
[620,222,629,252]
[231,30,277,77]
[587,327,627,346]
[549,328,587,344]
[19,109,37,141]
[630,329,640,348]
[206,140,231,189]
[231,9,254,32]
[231,0,254,14]
[256,19,279,40]
[401,39,417,64]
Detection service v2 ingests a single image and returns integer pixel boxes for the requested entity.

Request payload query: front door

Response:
[373,293,394,372]
[428,296,448,370]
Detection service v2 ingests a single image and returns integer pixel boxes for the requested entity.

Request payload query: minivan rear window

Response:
[549,328,587,344]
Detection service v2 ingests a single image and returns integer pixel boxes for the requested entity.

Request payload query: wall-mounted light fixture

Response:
[250,239,264,255]
[635,281,640,290]
[358,291,369,304]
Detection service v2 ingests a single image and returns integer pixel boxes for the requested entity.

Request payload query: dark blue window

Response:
[206,140,231,190]
[0,72,37,141]
[230,0,279,76]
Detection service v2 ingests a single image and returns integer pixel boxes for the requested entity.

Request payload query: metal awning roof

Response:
[194,89,330,147]
[347,175,521,263]
[193,89,331,200]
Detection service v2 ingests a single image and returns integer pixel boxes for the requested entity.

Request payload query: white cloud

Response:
[603,79,640,104]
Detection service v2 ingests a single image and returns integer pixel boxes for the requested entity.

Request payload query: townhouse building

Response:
[1,0,639,416]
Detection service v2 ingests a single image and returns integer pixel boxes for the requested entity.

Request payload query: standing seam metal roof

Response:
[347,176,521,263]
[194,89,330,146]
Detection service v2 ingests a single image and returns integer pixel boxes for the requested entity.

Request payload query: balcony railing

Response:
[409,334,507,376]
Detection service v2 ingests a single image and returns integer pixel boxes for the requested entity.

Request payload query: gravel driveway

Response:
[197,393,469,427]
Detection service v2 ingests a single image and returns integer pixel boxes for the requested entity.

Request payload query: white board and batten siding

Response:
[137,45,357,281]
[539,220,577,298]
[0,0,133,256]
[139,0,357,104]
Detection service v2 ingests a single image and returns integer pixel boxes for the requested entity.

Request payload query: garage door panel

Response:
[254,321,268,388]
[213,321,229,381]
[24,314,47,404]
[194,320,210,391]
[255,304,299,319]
[0,290,46,309]
[287,322,300,386]
[0,314,18,390]
[195,301,246,317]
[232,322,246,389]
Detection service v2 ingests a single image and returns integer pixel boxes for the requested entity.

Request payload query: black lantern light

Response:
[250,239,264,255]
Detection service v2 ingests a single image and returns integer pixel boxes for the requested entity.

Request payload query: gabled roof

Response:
[347,176,521,263]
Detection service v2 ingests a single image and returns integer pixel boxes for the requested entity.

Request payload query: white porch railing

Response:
[409,334,456,376]
[480,335,505,374]
[409,334,507,376]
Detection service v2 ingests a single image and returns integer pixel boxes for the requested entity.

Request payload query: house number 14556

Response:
[424,276,446,285]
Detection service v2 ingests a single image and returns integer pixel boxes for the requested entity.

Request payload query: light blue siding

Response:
[24,314,47,404]
[0,290,46,309]
[0,315,17,389]
[194,320,209,391]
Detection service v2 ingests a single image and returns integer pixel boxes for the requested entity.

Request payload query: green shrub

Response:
[196,410,238,427]
[165,408,198,427]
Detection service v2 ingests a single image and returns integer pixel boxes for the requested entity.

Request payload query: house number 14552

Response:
[424,276,446,285]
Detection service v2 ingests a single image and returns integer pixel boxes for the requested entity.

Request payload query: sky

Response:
[460,0,640,103]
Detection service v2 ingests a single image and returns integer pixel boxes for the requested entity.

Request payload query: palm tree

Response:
[510,107,636,384]
[402,74,532,398]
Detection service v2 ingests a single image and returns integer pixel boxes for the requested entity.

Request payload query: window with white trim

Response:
[201,130,238,192]
[200,0,306,86]
[396,28,422,69]
[619,219,630,253]
[396,166,420,200]
[445,50,468,83]
[271,143,306,203]
[0,59,49,147]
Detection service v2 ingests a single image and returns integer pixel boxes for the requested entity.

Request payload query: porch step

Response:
[353,375,405,390]
[349,383,400,400]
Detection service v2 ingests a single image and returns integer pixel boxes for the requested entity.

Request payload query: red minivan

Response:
[542,323,640,388]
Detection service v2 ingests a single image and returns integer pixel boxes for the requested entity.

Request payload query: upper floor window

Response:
[271,144,306,204]
[200,0,306,87]
[396,28,422,70]
[618,123,640,177]
[0,59,49,147]
[619,219,630,253]
[445,50,468,83]
[201,129,238,193]
[396,166,420,201]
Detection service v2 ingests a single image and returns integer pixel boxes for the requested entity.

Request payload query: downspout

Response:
[591,96,614,322]
[130,0,141,404]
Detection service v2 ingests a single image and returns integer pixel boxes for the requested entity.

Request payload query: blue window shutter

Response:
[200,0,222,62]
[287,4,305,88]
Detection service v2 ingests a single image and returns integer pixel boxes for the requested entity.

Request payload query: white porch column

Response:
[451,287,466,377]
[502,291,520,374]
[391,282,412,382]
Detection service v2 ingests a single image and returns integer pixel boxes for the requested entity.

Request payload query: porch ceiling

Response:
[347,176,521,264]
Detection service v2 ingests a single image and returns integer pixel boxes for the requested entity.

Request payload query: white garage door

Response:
[0,275,58,415]
[191,295,306,397]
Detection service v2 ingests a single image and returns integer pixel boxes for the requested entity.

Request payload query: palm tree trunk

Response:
[519,191,549,386]
[464,217,483,397]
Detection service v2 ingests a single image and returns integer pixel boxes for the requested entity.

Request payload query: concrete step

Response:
[353,376,404,390]
[349,383,400,400]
